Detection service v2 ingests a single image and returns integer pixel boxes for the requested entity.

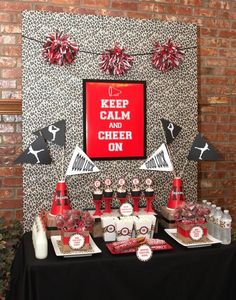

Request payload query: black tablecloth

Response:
[7,229,236,300]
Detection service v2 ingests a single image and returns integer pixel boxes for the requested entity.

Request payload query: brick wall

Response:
[0,0,236,229]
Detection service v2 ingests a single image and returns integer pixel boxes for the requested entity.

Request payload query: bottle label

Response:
[214,217,221,225]
[220,220,231,229]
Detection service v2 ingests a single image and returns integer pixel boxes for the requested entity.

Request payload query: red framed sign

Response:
[83,80,146,160]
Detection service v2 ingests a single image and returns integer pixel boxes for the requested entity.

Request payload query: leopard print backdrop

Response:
[22,11,198,231]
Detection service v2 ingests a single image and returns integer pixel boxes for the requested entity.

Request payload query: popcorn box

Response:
[115,217,134,241]
[134,216,153,238]
[101,216,119,242]
[177,221,208,243]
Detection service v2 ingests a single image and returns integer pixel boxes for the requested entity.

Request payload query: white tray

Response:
[51,235,102,257]
[164,229,221,248]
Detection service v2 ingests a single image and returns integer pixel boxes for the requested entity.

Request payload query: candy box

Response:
[61,229,90,251]
[134,216,153,238]
[101,216,119,242]
[176,220,208,243]
[115,217,134,241]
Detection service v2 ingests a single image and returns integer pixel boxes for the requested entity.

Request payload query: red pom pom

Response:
[152,38,184,72]
[42,31,78,66]
[100,43,133,76]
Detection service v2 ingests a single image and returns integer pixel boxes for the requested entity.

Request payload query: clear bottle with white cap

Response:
[208,204,216,236]
[213,207,223,240]
[220,210,232,245]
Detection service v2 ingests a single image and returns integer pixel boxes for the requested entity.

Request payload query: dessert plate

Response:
[51,235,102,257]
[165,229,221,248]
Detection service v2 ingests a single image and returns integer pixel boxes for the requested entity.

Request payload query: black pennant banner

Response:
[188,133,219,161]
[161,118,182,144]
[14,136,52,165]
[34,120,66,146]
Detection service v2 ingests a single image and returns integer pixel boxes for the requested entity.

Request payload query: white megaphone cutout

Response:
[140,143,174,172]
[66,146,100,176]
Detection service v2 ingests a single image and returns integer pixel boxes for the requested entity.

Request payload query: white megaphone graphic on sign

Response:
[109,86,122,97]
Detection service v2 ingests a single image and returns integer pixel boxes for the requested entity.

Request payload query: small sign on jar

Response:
[69,233,85,250]
[120,203,133,216]
[189,226,204,241]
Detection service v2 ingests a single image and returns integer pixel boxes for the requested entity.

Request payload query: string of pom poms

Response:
[22,32,197,75]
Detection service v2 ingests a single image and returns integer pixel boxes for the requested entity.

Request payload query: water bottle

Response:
[208,204,216,236]
[206,201,212,210]
[213,207,223,239]
[220,210,232,245]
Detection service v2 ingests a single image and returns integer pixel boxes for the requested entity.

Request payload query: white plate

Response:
[51,235,102,257]
[164,229,221,248]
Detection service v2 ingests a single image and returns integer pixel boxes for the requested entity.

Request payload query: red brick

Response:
[0,57,17,67]
[0,24,21,34]
[198,162,215,171]
[0,199,22,209]
[194,8,215,17]
[3,177,22,187]
[219,30,236,39]
[1,68,22,79]
[0,167,14,176]
[0,80,16,89]
[0,46,21,56]
[126,11,153,19]
[138,3,165,13]
[200,28,218,37]
[0,210,15,220]
[180,0,202,5]
[50,0,80,3]
[2,90,22,100]
[112,0,138,11]
[0,124,15,133]
[0,2,32,11]
[16,188,23,197]
[2,133,22,144]
[0,146,15,155]
[165,6,192,15]
[207,97,229,104]
[15,209,23,220]
[15,166,22,177]
[0,35,16,44]
[81,0,110,8]
[208,0,230,10]
[0,156,18,165]
[0,12,12,22]
[205,58,228,67]
[200,48,218,56]
[34,5,65,12]
[0,189,14,198]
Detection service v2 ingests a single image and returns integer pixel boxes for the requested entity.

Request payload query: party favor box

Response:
[177,221,207,243]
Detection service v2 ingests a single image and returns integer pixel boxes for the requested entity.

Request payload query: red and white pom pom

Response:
[100,44,133,76]
[152,38,184,72]
[42,31,78,66]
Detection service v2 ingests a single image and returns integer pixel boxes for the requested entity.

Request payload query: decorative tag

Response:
[120,203,133,216]
[189,226,204,241]
[104,225,116,233]
[136,244,153,262]
[68,233,85,250]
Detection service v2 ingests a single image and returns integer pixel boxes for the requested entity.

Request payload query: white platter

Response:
[164,229,221,248]
[51,235,102,257]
